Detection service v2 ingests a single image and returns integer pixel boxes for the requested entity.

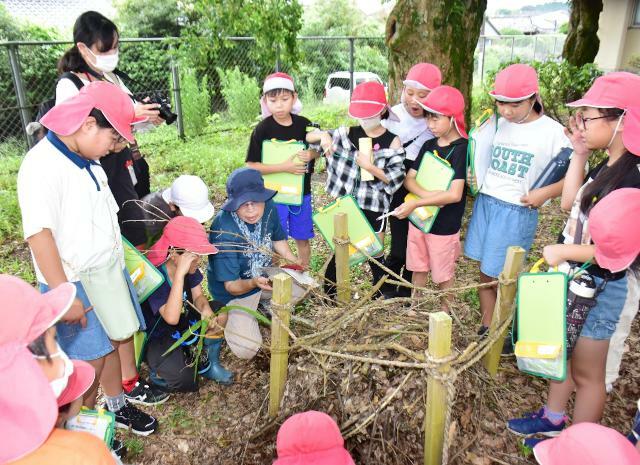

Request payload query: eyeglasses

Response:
[110,130,127,145]
[575,113,609,131]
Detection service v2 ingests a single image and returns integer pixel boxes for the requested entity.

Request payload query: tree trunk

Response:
[385,0,487,124]
[562,0,603,67]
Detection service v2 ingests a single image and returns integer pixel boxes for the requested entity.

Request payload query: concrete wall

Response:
[595,0,639,71]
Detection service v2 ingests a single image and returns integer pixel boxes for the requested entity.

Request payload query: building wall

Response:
[595,0,639,71]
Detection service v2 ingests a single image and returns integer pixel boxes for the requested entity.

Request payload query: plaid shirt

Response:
[312,126,406,213]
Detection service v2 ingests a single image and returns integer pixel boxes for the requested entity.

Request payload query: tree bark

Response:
[562,0,603,67]
[385,0,487,124]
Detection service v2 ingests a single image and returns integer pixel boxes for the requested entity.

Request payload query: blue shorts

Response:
[580,274,628,340]
[275,194,314,241]
[40,268,146,361]
[464,193,538,278]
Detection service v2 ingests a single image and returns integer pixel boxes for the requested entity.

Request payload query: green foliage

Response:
[500,28,523,35]
[216,67,260,124]
[115,0,184,37]
[474,59,603,123]
[627,54,640,72]
[180,67,211,136]
[559,22,569,34]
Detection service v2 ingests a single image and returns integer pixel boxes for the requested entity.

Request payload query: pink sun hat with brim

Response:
[588,188,640,273]
[148,215,218,266]
[348,80,391,119]
[261,72,303,119]
[623,107,640,156]
[40,80,147,144]
[0,275,77,464]
[273,411,356,465]
[403,63,442,91]
[533,423,640,465]
[489,63,539,102]
[57,360,95,408]
[416,85,468,138]
[566,72,640,109]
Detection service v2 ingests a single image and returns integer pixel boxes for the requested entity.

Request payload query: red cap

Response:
[416,85,468,138]
[147,216,218,266]
[567,72,640,109]
[273,411,356,465]
[403,63,442,91]
[589,188,640,273]
[57,360,95,407]
[348,81,388,119]
[623,107,640,156]
[534,423,640,465]
[263,72,296,93]
[489,64,539,102]
[40,81,146,144]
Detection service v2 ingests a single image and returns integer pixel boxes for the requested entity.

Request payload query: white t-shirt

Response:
[17,136,124,283]
[480,115,571,205]
[382,103,434,161]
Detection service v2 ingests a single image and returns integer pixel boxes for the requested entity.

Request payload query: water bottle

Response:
[565,272,597,357]
[531,147,573,189]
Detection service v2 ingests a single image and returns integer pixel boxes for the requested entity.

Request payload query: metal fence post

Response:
[349,38,355,97]
[8,44,32,148]
[533,35,538,61]
[479,36,487,83]
[170,61,185,140]
[510,36,515,62]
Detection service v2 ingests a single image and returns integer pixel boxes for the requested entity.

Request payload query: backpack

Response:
[29,72,86,138]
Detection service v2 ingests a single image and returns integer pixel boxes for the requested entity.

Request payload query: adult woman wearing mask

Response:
[0,274,115,464]
[55,11,169,407]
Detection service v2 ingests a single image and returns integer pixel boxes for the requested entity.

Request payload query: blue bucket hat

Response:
[221,168,276,212]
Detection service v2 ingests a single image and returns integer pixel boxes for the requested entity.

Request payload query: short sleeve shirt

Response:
[207,201,286,304]
[411,137,468,235]
[11,429,115,465]
[246,114,315,194]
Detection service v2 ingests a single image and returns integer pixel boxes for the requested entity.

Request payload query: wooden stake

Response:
[334,212,351,304]
[268,273,292,418]
[424,311,452,465]
[483,246,525,376]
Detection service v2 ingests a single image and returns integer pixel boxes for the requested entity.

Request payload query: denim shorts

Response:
[40,268,146,360]
[580,274,628,340]
[275,194,314,240]
[464,193,539,278]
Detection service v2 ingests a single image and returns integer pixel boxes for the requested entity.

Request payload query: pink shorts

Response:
[406,225,461,283]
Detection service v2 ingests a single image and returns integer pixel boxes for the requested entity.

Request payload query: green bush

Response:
[216,67,260,124]
[474,59,603,123]
[180,66,211,137]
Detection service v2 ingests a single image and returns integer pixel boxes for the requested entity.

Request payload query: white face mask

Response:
[34,345,74,398]
[358,116,382,130]
[86,47,119,73]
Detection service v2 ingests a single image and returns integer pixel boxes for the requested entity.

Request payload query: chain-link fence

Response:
[0,34,565,146]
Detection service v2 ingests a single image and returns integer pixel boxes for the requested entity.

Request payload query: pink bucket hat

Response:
[148,215,218,266]
[261,72,303,119]
[273,411,356,465]
[403,63,442,91]
[0,275,76,463]
[416,85,468,138]
[623,107,640,156]
[533,423,640,465]
[349,80,388,119]
[57,359,95,407]
[489,63,539,102]
[40,80,146,143]
[589,188,640,273]
[567,72,640,109]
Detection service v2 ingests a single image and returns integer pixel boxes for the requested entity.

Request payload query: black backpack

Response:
[33,72,86,132]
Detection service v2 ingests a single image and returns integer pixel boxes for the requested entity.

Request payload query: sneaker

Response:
[110,402,158,436]
[523,437,548,449]
[507,408,566,437]
[111,438,126,459]
[501,336,515,356]
[477,325,489,338]
[125,379,170,406]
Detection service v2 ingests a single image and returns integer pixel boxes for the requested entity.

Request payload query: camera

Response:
[147,93,177,125]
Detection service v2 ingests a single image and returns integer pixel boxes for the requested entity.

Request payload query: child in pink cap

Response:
[381,63,442,298]
[144,216,234,390]
[307,81,406,297]
[465,64,572,342]
[246,72,319,269]
[17,81,159,436]
[508,79,640,441]
[392,85,468,311]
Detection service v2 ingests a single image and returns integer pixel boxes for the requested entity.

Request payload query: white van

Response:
[323,71,384,104]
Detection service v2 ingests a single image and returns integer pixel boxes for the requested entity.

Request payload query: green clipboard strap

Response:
[466,109,496,196]
[261,139,305,206]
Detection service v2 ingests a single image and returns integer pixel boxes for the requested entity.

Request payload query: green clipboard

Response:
[123,236,165,303]
[515,259,567,381]
[466,109,497,196]
[312,195,383,266]
[406,150,455,233]
[262,139,305,205]
[65,407,116,448]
